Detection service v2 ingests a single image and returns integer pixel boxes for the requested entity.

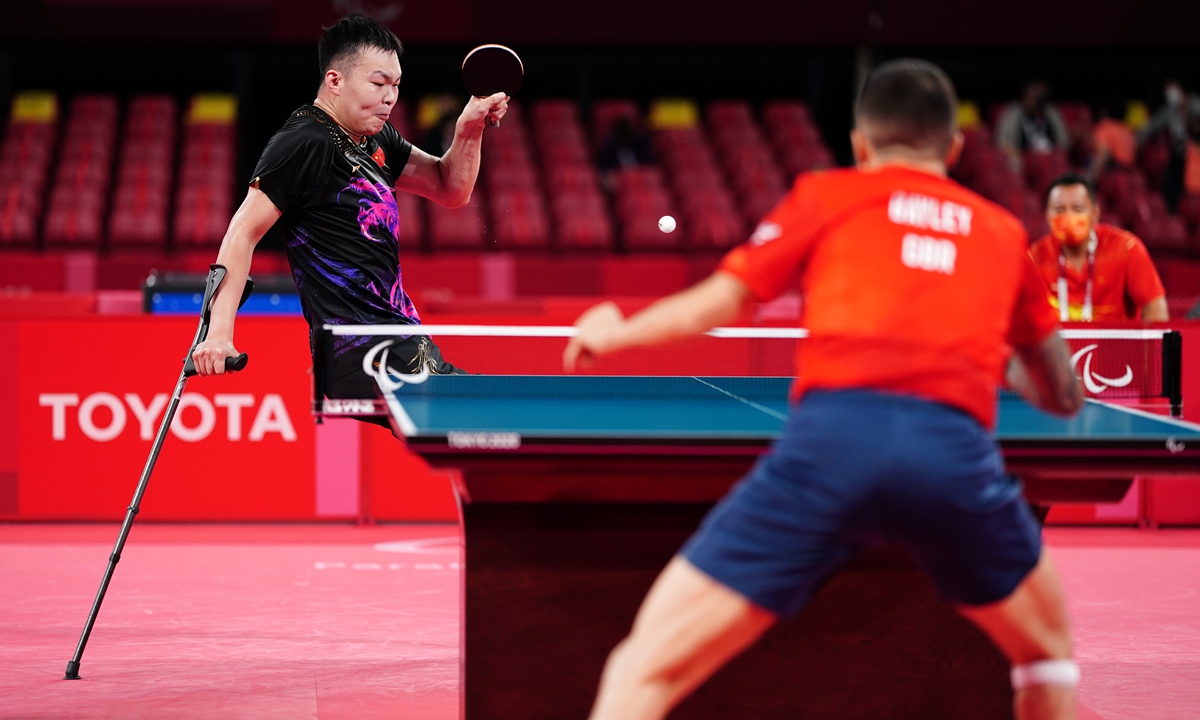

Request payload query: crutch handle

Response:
[225,353,250,373]
[183,352,249,377]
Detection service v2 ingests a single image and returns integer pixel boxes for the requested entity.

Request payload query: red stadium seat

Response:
[490,188,549,247]
[762,100,813,131]
[779,144,835,178]
[185,124,235,143]
[545,164,599,190]
[108,207,167,245]
[1137,216,1189,251]
[43,206,103,244]
[114,179,168,207]
[552,187,608,214]
[678,185,738,212]
[1178,194,1200,237]
[183,143,235,164]
[671,168,726,190]
[556,210,614,250]
[0,206,37,243]
[393,191,424,251]
[427,196,488,249]
[387,100,410,139]
[0,164,50,194]
[552,186,614,250]
[707,100,755,131]
[616,193,673,222]
[686,207,745,250]
[483,162,539,189]
[532,99,580,127]
[174,208,230,246]
[482,142,534,167]
[538,142,590,165]
[1022,150,1070,198]
[109,95,180,247]
[615,167,666,191]
[535,122,588,144]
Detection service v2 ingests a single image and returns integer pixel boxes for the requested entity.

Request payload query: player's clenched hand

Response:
[191,338,240,376]
[564,301,626,373]
[459,93,509,130]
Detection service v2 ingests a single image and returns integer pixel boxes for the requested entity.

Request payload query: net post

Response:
[1163,330,1183,417]
[313,325,329,419]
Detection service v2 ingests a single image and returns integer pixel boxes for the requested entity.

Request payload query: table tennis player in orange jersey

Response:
[565,59,1085,720]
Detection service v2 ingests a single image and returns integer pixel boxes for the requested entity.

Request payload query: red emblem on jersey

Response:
[372,148,386,167]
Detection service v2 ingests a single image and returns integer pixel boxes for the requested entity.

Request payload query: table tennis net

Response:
[313,325,1182,416]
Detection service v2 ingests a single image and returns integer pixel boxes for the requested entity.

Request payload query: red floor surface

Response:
[1,524,1197,719]
[0,524,461,720]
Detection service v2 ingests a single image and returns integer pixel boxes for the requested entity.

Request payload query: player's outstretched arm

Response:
[190,187,281,375]
[564,272,753,372]
[1006,333,1084,416]
[394,93,508,208]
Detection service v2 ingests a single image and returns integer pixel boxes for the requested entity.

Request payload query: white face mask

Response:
[1166,85,1185,107]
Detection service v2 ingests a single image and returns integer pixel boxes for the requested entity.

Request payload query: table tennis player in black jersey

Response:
[190,14,507,417]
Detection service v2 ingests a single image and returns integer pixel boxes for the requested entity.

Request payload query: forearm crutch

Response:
[64,264,254,680]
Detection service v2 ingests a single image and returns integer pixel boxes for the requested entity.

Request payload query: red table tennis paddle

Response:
[462,44,523,127]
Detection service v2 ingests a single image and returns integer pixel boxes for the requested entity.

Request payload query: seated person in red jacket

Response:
[1029,173,1168,322]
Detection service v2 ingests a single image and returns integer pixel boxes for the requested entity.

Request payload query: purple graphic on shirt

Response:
[338,177,399,245]
[285,178,421,358]
[319,177,420,325]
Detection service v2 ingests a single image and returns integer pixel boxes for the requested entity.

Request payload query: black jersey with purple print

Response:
[251,105,418,358]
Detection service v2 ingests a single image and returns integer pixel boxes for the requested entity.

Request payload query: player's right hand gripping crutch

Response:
[63,263,254,680]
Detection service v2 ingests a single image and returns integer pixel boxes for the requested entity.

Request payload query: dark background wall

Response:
[3,0,1199,176]
[7,0,1200,48]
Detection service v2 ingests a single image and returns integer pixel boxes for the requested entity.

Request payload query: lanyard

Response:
[1057,233,1098,322]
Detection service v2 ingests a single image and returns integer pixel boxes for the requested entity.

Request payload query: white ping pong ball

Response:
[658,215,676,233]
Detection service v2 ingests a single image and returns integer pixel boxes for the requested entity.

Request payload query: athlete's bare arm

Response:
[190,187,281,376]
[1141,296,1169,323]
[1005,333,1084,416]
[395,93,508,209]
[564,272,754,372]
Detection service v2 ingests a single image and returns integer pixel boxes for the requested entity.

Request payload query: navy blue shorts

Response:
[682,388,1042,616]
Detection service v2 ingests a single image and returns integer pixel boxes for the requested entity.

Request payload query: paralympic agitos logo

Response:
[1069,344,1134,395]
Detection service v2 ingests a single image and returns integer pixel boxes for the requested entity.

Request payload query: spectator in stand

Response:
[1090,97,1136,178]
[598,117,653,172]
[1029,173,1168,322]
[1138,79,1200,213]
[996,80,1069,169]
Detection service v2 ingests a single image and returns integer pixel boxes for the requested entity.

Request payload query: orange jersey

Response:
[719,166,1059,429]
[1028,223,1166,321]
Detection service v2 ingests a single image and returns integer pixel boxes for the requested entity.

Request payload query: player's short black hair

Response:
[855,59,957,155]
[318,14,403,76]
[1044,172,1097,206]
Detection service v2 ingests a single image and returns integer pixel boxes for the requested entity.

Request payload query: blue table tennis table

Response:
[384,375,1200,487]
[379,375,1200,720]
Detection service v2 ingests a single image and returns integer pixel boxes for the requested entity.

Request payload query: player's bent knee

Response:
[1010,658,1080,692]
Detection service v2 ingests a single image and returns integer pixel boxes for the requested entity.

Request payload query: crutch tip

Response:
[64,661,81,679]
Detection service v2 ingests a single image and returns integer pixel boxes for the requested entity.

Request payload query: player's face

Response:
[343,48,402,137]
[1046,184,1099,246]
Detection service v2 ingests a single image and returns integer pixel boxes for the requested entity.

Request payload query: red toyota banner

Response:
[12,317,315,520]
[2,316,1198,523]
